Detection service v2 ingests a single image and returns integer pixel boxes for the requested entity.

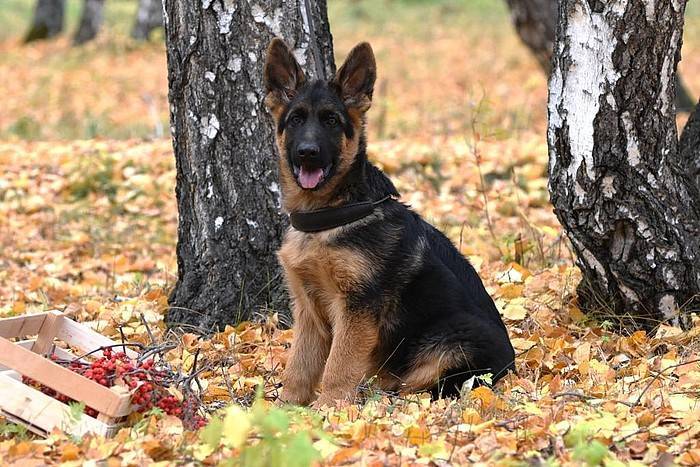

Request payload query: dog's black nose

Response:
[297,143,320,159]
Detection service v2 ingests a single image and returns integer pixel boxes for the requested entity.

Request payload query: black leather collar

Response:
[289,195,393,233]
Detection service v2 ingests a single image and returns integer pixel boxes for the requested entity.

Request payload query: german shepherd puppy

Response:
[264,39,515,407]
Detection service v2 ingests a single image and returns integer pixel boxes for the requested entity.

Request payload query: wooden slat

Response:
[0,336,132,417]
[0,370,21,380]
[56,318,139,359]
[0,313,49,339]
[32,312,64,355]
[23,340,75,361]
[0,374,120,437]
[0,341,74,371]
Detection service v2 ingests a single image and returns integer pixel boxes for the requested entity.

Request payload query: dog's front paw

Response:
[279,389,313,406]
[279,379,315,406]
[311,394,339,410]
[311,388,356,409]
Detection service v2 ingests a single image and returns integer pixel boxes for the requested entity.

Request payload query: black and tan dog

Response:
[263,39,515,407]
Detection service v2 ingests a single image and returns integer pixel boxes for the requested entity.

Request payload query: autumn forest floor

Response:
[1,0,700,465]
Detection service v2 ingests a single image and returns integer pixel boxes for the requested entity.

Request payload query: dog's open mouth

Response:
[293,164,333,190]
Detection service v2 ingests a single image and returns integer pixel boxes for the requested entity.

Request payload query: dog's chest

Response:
[278,229,370,298]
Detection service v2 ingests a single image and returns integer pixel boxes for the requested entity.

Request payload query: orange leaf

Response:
[60,443,81,462]
[405,425,431,446]
[462,408,482,424]
[331,447,361,464]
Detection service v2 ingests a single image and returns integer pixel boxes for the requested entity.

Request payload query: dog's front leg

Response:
[315,311,378,407]
[280,289,331,406]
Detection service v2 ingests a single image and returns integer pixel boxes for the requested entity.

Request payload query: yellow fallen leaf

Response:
[462,408,482,424]
[330,447,360,464]
[222,405,250,448]
[568,304,586,321]
[669,394,698,414]
[405,425,431,446]
[142,439,172,461]
[417,439,449,459]
[498,283,524,299]
[521,402,543,416]
[589,359,615,382]
[206,385,234,400]
[502,303,527,321]
[470,386,495,406]
[679,449,700,466]
[60,443,81,461]
[11,301,26,314]
[313,438,340,458]
[655,324,683,339]
[181,347,195,372]
[192,442,215,462]
[573,342,591,365]
[351,419,372,441]
[93,441,119,459]
[636,410,655,427]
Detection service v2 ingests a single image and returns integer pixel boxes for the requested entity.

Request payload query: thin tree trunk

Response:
[131,0,163,41]
[24,0,65,43]
[73,0,105,45]
[506,0,696,112]
[163,0,335,330]
[548,0,700,328]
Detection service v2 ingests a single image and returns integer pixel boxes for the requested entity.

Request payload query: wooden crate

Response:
[0,311,138,437]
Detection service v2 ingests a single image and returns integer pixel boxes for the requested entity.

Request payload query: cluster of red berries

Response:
[21,375,100,417]
[83,348,152,389]
[23,347,207,430]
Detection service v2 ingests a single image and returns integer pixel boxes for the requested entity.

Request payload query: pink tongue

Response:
[298,167,324,189]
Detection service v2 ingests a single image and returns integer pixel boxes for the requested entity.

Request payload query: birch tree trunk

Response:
[24,0,65,43]
[506,0,695,111]
[131,0,163,41]
[73,0,105,45]
[548,0,700,328]
[163,0,334,330]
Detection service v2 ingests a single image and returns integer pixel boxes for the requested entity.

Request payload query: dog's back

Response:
[327,166,515,397]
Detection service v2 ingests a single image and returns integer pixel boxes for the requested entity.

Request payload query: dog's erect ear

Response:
[333,42,376,112]
[264,38,306,111]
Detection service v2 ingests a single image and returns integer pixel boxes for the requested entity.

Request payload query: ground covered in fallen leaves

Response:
[2,136,700,466]
[1,1,700,465]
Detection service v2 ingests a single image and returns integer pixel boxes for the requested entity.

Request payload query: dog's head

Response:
[264,39,376,208]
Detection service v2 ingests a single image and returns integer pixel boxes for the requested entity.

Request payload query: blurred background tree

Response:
[74,0,105,45]
[25,0,65,42]
[24,0,163,45]
[131,0,162,41]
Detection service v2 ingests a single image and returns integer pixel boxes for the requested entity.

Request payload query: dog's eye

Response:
[325,115,338,127]
[289,114,304,127]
